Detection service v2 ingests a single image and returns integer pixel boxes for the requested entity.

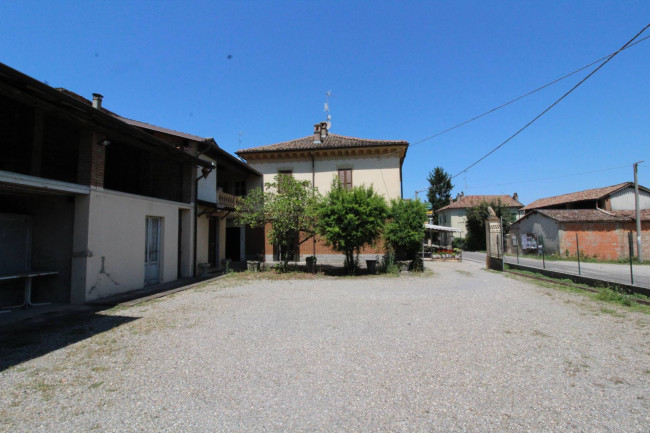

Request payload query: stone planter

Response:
[247,260,260,272]
[397,260,412,273]
[366,259,378,274]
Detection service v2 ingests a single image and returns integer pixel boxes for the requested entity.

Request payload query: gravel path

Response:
[1,261,649,432]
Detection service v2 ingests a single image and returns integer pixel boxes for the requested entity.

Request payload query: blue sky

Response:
[1,1,648,205]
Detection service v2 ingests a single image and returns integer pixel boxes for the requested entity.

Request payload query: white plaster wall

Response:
[196,214,210,267]
[439,209,467,238]
[84,189,191,302]
[197,160,217,203]
[247,154,403,199]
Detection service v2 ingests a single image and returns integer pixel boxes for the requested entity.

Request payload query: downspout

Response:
[312,152,316,257]
[193,144,215,276]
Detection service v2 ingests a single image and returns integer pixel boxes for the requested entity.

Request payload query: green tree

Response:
[426,167,453,215]
[385,198,428,266]
[464,199,516,251]
[235,174,320,267]
[317,180,388,273]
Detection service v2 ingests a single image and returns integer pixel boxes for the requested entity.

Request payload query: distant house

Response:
[236,122,408,262]
[435,193,524,244]
[523,182,650,212]
[0,62,212,306]
[509,182,650,259]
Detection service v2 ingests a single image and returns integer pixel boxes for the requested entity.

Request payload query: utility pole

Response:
[414,188,428,200]
[634,161,644,262]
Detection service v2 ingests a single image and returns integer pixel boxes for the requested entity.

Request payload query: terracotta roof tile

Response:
[236,133,408,155]
[523,182,632,210]
[437,195,523,211]
[514,209,650,224]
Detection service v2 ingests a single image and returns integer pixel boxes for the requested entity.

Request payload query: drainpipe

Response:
[311,152,316,257]
[193,161,214,276]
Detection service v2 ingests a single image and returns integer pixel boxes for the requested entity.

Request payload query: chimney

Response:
[319,121,328,141]
[314,123,322,144]
[92,93,103,109]
[513,192,519,202]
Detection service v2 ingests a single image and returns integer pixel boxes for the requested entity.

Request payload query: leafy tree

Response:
[464,199,516,251]
[427,167,454,215]
[317,180,388,273]
[385,199,428,266]
[235,174,320,267]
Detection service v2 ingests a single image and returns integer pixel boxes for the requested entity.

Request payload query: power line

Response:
[452,23,650,179]
[410,34,650,147]
[462,164,630,190]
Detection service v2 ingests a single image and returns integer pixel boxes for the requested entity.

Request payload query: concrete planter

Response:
[366,259,378,274]
[397,260,412,272]
[246,260,260,272]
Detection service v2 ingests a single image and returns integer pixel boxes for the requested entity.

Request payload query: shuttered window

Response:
[338,169,352,190]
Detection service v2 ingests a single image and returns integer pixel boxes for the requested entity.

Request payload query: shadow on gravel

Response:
[0,313,138,371]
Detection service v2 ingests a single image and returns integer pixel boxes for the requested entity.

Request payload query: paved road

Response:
[1,262,649,432]
[463,251,650,289]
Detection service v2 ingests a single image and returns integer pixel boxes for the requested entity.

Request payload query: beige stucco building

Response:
[237,122,408,262]
[436,193,524,245]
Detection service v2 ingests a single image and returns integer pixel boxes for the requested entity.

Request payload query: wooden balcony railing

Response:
[217,190,243,210]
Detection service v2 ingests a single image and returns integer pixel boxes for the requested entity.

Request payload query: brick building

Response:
[236,122,408,263]
[509,183,650,259]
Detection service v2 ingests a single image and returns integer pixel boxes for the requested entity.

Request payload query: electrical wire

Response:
[410,34,650,147]
[452,23,650,179]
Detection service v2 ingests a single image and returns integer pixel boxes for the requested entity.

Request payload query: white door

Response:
[145,216,162,286]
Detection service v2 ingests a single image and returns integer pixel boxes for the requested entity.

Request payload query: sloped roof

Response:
[437,195,523,211]
[236,133,408,155]
[523,182,632,210]
[512,208,650,225]
[119,117,212,143]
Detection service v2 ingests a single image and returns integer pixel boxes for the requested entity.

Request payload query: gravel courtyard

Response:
[1,260,649,432]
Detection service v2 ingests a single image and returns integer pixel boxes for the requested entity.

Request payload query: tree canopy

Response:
[317,180,388,273]
[464,199,516,251]
[426,167,453,214]
[235,174,320,266]
[385,198,427,262]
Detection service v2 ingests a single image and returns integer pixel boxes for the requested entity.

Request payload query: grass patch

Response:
[455,270,472,277]
[504,267,650,314]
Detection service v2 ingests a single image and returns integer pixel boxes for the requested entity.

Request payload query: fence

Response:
[504,231,649,290]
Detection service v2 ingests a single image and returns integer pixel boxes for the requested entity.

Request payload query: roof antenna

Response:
[238,131,244,146]
[324,90,332,130]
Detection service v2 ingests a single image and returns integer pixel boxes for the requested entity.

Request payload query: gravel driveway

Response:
[1,260,649,432]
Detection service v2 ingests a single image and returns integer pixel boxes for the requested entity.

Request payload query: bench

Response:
[0,271,58,311]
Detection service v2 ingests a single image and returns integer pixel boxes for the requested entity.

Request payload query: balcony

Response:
[217,190,243,210]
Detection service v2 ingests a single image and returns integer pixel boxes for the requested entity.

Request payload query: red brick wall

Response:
[560,221,650,260]
[262,223,387,260]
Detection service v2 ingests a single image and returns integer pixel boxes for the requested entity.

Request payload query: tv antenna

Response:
[324,90,332,129]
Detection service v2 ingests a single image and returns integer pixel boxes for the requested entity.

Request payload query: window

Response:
[338,168,352,190]
[234,181,246,196]
[278,169,293,177]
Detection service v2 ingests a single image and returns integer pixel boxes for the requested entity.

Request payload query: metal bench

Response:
[0,271,58,311]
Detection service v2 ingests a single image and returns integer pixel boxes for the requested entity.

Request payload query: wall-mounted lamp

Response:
[98,138,111,147]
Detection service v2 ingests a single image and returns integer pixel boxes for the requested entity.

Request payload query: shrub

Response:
[384,199,428,266]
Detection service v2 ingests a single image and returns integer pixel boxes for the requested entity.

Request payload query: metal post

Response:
[633,161,644,262]
[540,234,545,270]
[576,233,581,276]
[516,235,519,264]
[628,231,635,285]
[500,216,504,271]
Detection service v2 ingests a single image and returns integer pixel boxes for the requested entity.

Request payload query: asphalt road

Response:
[463,251,650,289]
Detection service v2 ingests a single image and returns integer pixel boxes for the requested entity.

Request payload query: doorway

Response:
[145,216,162,286]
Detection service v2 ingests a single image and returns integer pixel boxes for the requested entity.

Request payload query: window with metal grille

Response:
[338,168,352,190]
